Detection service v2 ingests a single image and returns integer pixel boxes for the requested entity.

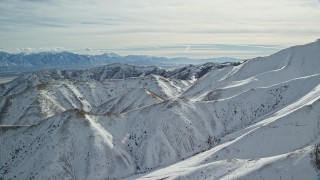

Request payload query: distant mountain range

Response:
[0,51,239,75]
[1,40,320,179]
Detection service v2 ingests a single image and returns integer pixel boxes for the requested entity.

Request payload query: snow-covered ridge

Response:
[0,51,240,75]
[1,40,320,179]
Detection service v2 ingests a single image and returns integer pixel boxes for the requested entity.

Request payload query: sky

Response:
[0,0,319,59]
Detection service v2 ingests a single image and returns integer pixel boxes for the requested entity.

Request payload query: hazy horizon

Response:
[1,0,319,59]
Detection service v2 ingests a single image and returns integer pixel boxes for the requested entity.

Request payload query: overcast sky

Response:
[0,0,319,58]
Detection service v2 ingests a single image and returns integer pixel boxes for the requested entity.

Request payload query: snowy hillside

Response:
[1,40,320,180]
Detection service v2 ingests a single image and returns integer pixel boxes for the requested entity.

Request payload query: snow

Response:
[1,40,320,179]
[0,76,18,84]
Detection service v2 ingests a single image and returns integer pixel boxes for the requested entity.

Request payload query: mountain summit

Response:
[1,41,320,179]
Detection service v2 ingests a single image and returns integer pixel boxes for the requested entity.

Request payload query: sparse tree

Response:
[207,135,213,149]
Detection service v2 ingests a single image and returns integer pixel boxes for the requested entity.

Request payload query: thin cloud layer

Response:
[0,0,319,58]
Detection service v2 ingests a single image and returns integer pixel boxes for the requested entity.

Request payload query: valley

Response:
[1,40,320,179]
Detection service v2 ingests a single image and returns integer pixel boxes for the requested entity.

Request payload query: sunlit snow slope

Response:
[1,40,320,180]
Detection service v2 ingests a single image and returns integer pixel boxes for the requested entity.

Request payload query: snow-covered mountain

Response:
[1,40,320,180]
[0,51,239,76]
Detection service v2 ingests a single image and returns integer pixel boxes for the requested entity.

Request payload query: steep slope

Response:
[95,74,320,174]
[1,40,320,180]
[182,40,320,101]
[0,73,189,125]
[0,63,200,97]
[126,146,318,180]
[92,88,164,114]
[0,110,134,179]
[125,85,320,179]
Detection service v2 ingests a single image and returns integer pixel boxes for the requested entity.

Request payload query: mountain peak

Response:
[1,40,320,179]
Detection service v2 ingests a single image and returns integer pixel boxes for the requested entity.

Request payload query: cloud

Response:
[106,43,283,59]
[95,49,109,53]
[15,47,65,53]
[184,45,191,54]
[17,47,36,52]
[7,43,287,58]
[38,47,65,51]
[85,47,93,51]
[0,0,319,58]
